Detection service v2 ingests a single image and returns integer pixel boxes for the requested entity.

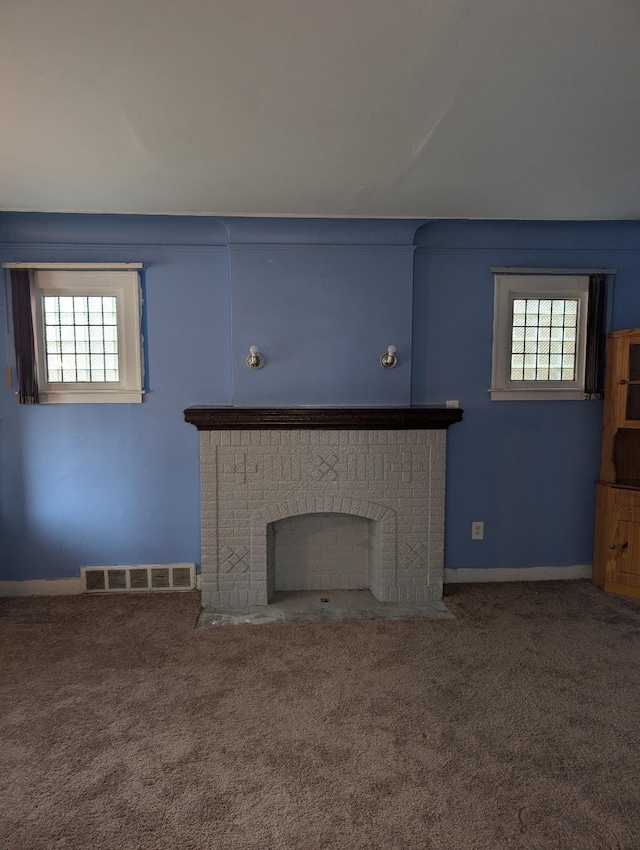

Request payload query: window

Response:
[491,274,591,401]
[31,266,143,403]
[42,295,120,383]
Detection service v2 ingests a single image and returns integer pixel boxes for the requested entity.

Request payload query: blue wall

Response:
[2,213,640,581]
[227,219,416,406]
[412,221,640,569]
[0,215,232,581]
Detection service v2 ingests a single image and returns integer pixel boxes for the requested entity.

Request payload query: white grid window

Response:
[491,275,589,401]
[510,298,579,382]
[33,268,143,404]
[43,296,120,383]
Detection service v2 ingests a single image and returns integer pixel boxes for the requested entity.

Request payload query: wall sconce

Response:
[246,345,264,370]
[380,345,397,369]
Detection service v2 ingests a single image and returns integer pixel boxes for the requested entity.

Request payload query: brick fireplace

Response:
[184,407,462,610]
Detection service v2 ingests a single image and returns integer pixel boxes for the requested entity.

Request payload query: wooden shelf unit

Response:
[594,328,640,599]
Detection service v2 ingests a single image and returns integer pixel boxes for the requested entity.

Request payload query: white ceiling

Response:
[2,0,640,220]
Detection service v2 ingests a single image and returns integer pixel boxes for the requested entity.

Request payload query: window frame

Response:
[490,274,590,401]
[32,268,143,404]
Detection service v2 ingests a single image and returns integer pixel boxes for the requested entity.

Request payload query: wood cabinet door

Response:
[599,332,640,484]
[615,339,640,429]
[605,510,640,599]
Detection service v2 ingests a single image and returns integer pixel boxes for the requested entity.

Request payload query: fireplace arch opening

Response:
[253,497,397,604]
[268,512,374,598]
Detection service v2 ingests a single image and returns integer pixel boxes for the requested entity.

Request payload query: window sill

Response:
[489,388,586,401]
[38,390,143,404]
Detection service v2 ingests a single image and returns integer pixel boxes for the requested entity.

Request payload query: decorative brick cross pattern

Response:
[220,545,249,574]
[311,453,339,481]
[398,541,427,565]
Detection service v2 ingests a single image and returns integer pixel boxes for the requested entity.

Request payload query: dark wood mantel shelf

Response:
[184,406,463,430]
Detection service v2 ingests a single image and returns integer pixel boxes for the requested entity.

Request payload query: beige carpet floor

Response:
[1,581,640,850]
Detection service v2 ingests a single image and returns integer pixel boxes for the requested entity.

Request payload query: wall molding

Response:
[444,565,592,583]
[415,246,640,256]
[0,242,228,253]
[229,243,416,252]
[3,243,416,254]
[0,572,203,597]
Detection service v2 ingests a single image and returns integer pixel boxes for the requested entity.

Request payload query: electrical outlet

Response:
[471,521,484,540]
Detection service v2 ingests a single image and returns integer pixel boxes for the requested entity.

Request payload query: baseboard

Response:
[0,570,203,597]
[0,578,84,597]
[1,567,588,596]
[444,565,592,583]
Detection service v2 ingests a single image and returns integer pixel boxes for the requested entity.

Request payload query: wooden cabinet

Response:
[594,328,640,599]
[594,483,640,596]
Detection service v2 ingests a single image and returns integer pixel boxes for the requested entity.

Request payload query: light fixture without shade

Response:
[380,345,397,369]
[246,345,264,370]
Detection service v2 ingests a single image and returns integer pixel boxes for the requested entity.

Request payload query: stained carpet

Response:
[1,581,640,850]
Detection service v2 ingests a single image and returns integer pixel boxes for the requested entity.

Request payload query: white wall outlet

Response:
[471,521,484,540]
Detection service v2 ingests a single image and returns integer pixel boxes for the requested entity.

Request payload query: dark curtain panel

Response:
[585,274,607,400]
[10,269,39,404]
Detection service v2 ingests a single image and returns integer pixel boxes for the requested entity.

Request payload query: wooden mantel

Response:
[184,406,463,430]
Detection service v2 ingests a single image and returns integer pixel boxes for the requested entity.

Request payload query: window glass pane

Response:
[58,296,73,313]
[629,345,640,382]
[510,298,579,382]
[44,297,59,324]
[43,295,120,383]
[89,326,105,342]
[626,384,640,420]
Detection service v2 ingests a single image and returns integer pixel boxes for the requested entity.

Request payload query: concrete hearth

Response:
[198,589,454,627]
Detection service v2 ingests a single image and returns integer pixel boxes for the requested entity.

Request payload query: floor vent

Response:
[81,564,196,593]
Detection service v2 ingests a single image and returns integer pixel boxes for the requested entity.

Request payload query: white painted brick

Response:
[198,426,447,608]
